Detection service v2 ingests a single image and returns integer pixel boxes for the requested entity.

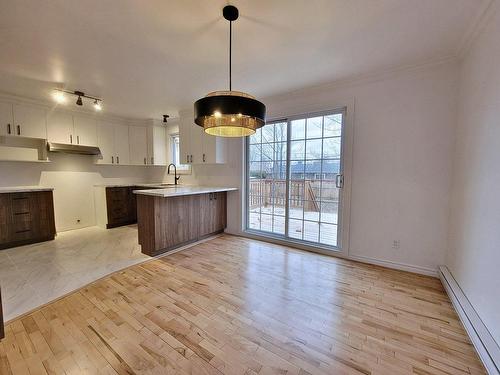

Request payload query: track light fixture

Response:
[52,89,103,111]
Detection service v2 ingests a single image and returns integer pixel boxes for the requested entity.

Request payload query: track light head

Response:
[76,96,83,106]
[94,100,102,111]
[52,90,66,104]
[163,114,169,123]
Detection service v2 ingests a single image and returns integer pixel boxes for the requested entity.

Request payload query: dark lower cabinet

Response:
[0,191,56,250]
[137,192,227,256]
[105,187,137,228]
[0,287,4,340]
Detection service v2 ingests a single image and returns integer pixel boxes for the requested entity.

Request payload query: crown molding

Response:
[0,90,156,126]
[262,54,459,103]
[456,0,497,60]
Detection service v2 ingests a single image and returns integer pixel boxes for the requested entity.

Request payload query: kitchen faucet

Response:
[167,163,181,185]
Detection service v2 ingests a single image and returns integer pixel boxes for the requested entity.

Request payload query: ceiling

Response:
[0,0,487,120]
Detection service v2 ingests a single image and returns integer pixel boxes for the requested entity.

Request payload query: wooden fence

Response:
[249,179,339,211]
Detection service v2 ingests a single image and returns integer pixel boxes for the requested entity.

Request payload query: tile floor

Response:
[0,225,149,322]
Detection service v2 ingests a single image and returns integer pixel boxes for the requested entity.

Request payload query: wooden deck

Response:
[0,235,485,375]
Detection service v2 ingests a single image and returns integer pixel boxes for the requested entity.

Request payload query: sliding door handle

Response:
[335,174,344,188]
[17,125,20,135]
[7,124,11,134]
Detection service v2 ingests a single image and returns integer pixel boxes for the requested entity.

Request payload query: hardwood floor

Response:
[0,235,485,375]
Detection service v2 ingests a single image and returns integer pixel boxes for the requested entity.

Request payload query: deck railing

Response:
[249,179,339,211]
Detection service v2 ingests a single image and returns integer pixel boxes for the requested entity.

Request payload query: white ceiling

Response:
[0,0,486,119]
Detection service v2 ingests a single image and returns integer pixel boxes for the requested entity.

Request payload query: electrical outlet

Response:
[392,240,400,249]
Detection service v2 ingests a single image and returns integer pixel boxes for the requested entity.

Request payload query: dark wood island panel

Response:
[137,192,227,256]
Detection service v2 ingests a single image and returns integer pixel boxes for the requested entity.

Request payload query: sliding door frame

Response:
[244,103,354,257]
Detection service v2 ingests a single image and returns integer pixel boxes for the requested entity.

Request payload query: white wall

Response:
[447,2,500,344]
[187,60,460,275]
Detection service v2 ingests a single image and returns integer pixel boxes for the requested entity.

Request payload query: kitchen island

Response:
[134,186,237,256]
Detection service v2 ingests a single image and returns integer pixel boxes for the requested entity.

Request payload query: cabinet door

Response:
[150,125,167,165]
[0,102,14,136]
[129,126,148,165]
[199,193,214,236]
[73,115,97,146]
[202,134,227,164]
[190,123,204,164]
[114,124,130,165]
[213,192,227,232]
[0,194,11,244]
[97,123,115,164]
[12,104,47,139]
[179,116,191,165]
[47,111,74,144]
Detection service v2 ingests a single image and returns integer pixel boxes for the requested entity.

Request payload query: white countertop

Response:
[0,186,54,193]
[94,182,173,188]
[133,186,238,197]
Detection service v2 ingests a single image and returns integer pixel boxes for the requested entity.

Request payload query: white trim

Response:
[349,254,437,277]
[439,266,500,375]
[230,230,438,277]
[456,0,497,59]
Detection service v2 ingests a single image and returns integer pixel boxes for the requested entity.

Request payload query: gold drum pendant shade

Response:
[193,5,266,137]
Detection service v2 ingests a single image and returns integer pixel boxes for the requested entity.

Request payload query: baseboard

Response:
[439,266,500,375]
[348,254,438,277]
[231,230,438,277]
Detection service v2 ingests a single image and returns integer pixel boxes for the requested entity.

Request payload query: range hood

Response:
[47,142,101,156]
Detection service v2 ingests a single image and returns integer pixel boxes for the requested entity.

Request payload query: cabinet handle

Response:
[209,193,212,201]
[214,193,217,200]
[203,153,206,162]
[190,155,193,163]
[77,135,80,144]
[17,125,20,135]
[117,156,119,164]
[111,156,114,164]
[7,124,11,134]
[186,155,189,163]
[70,134,73,144]
[151,157,154,164]
[144,157,147,165]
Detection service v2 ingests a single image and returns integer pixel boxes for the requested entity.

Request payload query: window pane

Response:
[303,201,320,221]
[260,214,273,232]
[249,127,262,144]
[304,160,322,180]
[303,221,319,242]
[323,137,341,159]
[249,144,261,162]
[291,119,305,140]
[305,139,322,159]
[324,114,342,137]
[289,200,303,219]
[290,140,305,160]
[320,202,338,224]
[249,162,262,178]
[274,122,287,142]
[322,159,340,178]
[273,215,285,235]
[290,161,304,180]
[261,125,274,143]
[320,223,337,246]
[249,212,261,230]
[288,219,303,239]
[306,116,323,139]
[320,187,338,202]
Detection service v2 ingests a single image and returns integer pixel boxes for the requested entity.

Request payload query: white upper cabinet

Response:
[97,123,115,164]
[179,110,226,164]
[129,126,148,165]
[12,104,47,139]
[97,122,130,165]
[0,102,14,136]
[47,112,98,146]
[73,115,97,146]
[114,124,130,165]
[147,125,167,166]
[47,111,73,144]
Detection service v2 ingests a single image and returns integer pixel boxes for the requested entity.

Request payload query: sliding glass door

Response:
[246,109,346,250]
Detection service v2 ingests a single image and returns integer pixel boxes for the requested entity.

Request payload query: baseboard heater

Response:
[439,266,500,375]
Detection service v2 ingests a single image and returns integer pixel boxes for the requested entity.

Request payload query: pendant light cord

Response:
[229,20,232,91]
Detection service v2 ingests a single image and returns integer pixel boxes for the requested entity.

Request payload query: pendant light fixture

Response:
[194,5,266,137]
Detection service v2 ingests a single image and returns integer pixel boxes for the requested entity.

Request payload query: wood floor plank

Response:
[1,235,486,375]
